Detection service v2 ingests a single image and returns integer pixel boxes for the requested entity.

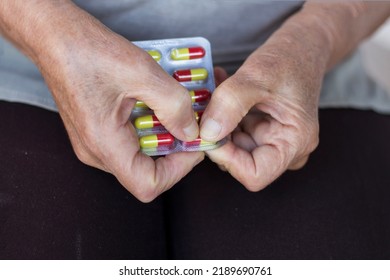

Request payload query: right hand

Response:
[36,3,203,202]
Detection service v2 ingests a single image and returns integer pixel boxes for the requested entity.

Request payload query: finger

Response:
[200,73,262,142]
[118,150,204,202]
[230,131,257,152]
[240,113,315,170]
[288,155,309,170]
[214,66,229,86]
[217,164,228,172]
[240,115,274,147]
[127,52,199,142]
[206,141,289,192]
[99,118,204,202]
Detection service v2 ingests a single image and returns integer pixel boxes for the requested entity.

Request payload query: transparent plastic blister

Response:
[131,37,226,156]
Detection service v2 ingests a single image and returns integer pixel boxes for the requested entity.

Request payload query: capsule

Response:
[136,111,203,130]
[135,115,161,129]
[189,89,211,103]
[147,50,161,62]
[173,68,208,82]
[170,47,205,60]
[134,88,210,110]
[139,133,175,149]
[183,136,216,147]
[135,100,148,108]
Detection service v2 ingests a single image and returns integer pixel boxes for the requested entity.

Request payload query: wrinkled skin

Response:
[202,37,323,191]
[1,1,389,201]
[36,6,203,202]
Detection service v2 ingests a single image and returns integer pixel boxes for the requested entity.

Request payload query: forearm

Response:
[0,0,104,67]
[247,1,390,78]
[289,1,390,70]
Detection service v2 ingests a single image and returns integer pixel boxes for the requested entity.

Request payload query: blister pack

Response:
[131,37,225,156]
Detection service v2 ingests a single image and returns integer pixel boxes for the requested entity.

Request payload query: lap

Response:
[1,101,389,259]
[168,109,390,259]
[0,101,167,259]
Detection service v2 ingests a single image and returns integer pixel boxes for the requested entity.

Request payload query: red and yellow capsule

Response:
[135,115,161,129]
[173,68,208,82]
[189,89,211,103]
[183,136,216,147]
[135,111,203,130]
[139,133,175,149]
[135,100,148,108]
[170,47,205,60]
[147,50,161,62]
[134,88,210,110]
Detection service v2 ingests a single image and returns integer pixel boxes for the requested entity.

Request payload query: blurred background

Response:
[361,19,390,94]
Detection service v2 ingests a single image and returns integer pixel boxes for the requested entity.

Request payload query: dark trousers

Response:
[1,101,389,259]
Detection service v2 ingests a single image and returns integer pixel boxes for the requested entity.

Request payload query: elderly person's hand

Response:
[0,0,203,202]
[201,2,390,191]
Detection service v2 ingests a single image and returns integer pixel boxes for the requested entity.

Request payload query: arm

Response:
[201,2,390,190]
[0,0,202,202]
[299,2,390,70]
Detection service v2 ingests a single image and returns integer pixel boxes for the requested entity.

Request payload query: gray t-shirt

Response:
[1,0,389,113]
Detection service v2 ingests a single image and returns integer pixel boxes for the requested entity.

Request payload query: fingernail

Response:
[201,118,222,140]
[183,121,199,140]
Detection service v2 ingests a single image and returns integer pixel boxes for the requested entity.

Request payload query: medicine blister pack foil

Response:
[130,37,226,156]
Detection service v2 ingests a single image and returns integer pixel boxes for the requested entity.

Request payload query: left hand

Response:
[200,25,329,191]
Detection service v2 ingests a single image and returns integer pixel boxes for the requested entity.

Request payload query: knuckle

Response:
[288,126,318,170]
[121,172,161,203]
[241,162,281,193]
[289,156,309,170]
[294,120,319,157]
[308,134,319,153]
[214,81,249,119]
[171,88,192,114]
[242,176,267,192]
[73,145,94,166]
[131,184,159,203]
[156,90,193,131]
[244,180,262,192]
[301,126,319,156]
[274,136,296,169]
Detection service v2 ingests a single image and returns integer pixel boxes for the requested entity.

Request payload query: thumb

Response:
[132,59,199,142]
[200,74,259,142]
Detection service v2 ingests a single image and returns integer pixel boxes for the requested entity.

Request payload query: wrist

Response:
[264,8,333,75]
[31,2,100,69]
[299,2,390,70]
[240,15,331,94]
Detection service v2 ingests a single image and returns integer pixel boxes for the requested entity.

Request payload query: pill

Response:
[170,47,205,60]
[136,111,203,130]
[134,88,210,110]
[147,50,161,62]
[135,115,161,129]
[139,133,175,149]
[135,100,148,108]
[189,89,211,103]
[183,136,216,147]
[173,68,208,82]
